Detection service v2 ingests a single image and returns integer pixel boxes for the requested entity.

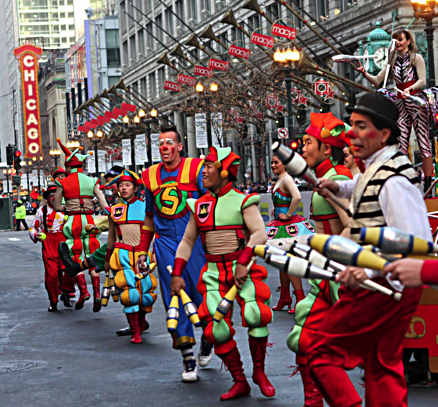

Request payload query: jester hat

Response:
[205,146,241,179]
[305,112,349,149]
[51,166,67,179]
[56,138,91,167]
[102,169,143,189]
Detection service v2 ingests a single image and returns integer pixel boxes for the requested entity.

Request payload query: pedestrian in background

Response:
[15,200,28,231]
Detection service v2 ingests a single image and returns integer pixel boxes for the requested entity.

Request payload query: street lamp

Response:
[196,81,220,148]
[411,0,437,87]
[150,108,158,117]
[87,129,104,176]
[49,148,61,167]
[274,47,302,142]
[67,141,80,149]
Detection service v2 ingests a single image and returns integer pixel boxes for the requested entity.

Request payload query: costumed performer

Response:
[268,154,315,314]
[308,92,431,407]
[286,113,352,407]
[29,185,76,311]
[357,29,434,190]
[172,146,274,401]
[54,138,108,312]
[136,124,213,382]
[104,170,157,344]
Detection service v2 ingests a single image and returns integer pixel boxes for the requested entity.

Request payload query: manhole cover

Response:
[0,361,41,373]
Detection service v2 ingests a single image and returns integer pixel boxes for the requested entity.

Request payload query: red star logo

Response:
[275,102,285,114]
[325,88,336,100]
[298,95,309,106]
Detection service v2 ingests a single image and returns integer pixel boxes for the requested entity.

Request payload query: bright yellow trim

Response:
[142,225,155,232]
[180,158,193,184]
[159,182,178,189]
[149,165,159,192]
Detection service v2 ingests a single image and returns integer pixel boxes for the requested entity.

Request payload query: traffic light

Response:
[14,150,22,172]
[6,145,14,166]
[290,140,299,150]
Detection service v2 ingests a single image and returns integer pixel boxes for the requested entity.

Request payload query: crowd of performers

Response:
[28,28,438,406]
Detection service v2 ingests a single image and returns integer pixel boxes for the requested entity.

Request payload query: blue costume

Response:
[142,158,206,349]
[110,198,157,314]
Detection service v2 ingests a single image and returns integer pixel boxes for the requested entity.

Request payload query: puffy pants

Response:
[155,233,205,349]
[197,256,273,356]
[111,248,157,314]
[308,278,422,407]
[42,232,76,304]
[63,214,100,263]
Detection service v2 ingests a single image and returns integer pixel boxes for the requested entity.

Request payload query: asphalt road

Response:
[1,226,437,406]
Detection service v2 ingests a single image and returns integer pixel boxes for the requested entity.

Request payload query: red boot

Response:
[248,336,275,397]
[218,347,251,401]
[139,309,149,332]
[289,289,306,314]
[91,275,101,313]
[300,365,324,407]
[126,312,142,344]
[75,274,90,310]
[272,286,292,311]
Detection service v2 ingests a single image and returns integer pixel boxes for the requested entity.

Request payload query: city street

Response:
[1,226,438,406]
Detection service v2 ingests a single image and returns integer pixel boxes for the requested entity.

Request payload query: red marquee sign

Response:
[208,58,229,71]
[194,64,213,77]
[250,32,275,48]
[13,43,43,159]
[164,80,182,92]
[177,73,196,86]
[272,23,297,41]
[229,45,251,60]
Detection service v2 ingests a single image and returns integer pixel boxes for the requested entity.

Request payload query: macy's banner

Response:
[13,43,43,159]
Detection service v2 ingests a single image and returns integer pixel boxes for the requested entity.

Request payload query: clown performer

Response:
[136,124,212,382]
[357,29,434,190]
[302,112,353,236]
[29,185,76,311]
[54,138,108,312]
[308,93,431,407]
[58,165,125,279]
[58,165,153,337]
[284,112,352,407]
[103,170,157,344]
[40,167,68,207]
[172,147,274,401]
[268,154,315,314]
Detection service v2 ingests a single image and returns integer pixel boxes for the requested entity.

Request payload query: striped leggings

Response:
[397,98,431,158]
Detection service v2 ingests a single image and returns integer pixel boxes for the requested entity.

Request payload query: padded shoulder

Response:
[241,193,260,209]
[186,198,197,213]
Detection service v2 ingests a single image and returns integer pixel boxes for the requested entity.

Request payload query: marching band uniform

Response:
[104,170,157,344]
[173,147,274,400]
[289,114,351,406]
[54,138,108,312]
[29,185,75,311]
[308,94,431,407]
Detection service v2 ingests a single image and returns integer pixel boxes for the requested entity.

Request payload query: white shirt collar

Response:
[363,145,390,169]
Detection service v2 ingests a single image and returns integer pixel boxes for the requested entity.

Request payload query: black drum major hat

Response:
[43,184,58,199]
[346,93,400,138]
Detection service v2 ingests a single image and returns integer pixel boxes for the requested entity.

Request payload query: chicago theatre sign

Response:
[13,43,43,159]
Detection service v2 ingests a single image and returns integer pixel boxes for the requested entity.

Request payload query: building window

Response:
[187,0,198,26]
[107,30,121,67]
[122,40,128,65]
[149,72,156,99]
[138,29,145,56]
[155,14,163,42]
[288,0,303,29]
[175,0,184,24]
[108,76,119,87]
[129,35,136,63]
[146,22,153,52]
[165,6,173,36]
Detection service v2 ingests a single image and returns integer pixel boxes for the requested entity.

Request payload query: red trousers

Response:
[42,232,76,304]
[308,278,422,407]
